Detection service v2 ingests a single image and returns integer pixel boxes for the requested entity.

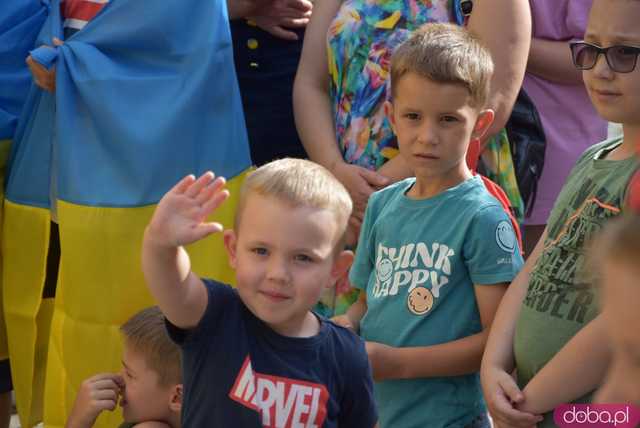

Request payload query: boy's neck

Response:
[607,124,640,161]
[409,166,473,199]
[269,311,320,338]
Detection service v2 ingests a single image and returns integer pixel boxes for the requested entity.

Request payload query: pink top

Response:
[523,0,607,225]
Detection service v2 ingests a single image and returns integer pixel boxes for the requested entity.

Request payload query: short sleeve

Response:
[565,1,591,39]
[348,194,378,291]
[337,335,378,427]
[165,278,237,347]
[463,205,524,285]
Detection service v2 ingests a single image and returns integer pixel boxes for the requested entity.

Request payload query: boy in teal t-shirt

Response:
[334,24,524,428]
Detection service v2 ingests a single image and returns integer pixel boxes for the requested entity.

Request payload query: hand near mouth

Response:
[66,373,125,428]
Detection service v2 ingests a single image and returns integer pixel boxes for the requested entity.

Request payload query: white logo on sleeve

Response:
[495,221,516,253]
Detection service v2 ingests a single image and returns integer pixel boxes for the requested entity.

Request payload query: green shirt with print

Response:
[514,138,638,427]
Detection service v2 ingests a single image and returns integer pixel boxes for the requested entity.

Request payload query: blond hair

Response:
[235,158,352,246]
[120,306,181,386]
[390,23,494,107]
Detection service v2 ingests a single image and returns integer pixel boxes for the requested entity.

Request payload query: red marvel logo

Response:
[229,357,329,427]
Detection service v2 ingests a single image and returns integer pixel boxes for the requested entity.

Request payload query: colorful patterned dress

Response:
[316,0,524,316]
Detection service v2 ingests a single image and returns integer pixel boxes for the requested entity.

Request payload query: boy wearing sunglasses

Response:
[480,0,640,426]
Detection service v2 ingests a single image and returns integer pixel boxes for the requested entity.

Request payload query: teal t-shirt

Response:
[350,175,524,428]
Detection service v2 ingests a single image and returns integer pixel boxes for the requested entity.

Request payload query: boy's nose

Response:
[418,127,439,146]
[266,258,291,284]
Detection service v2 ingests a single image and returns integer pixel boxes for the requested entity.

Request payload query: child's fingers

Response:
[95,399,118,412]
[491,389,542,427]
[188,222,224,242]
[171,174,196,195]
[92,388,118,401]
[112,374,124,387]
[199,189,230,217]
[86,373,121,384]
[185,172,215,198]
[92,378,121,392]
[194,176,226,206]
[498,376,524,404]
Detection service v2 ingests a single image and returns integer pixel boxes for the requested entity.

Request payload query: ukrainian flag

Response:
[0,0,48,423]
[4,0,251,426]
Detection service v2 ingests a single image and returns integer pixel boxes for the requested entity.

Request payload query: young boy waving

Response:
[142,159,378,427]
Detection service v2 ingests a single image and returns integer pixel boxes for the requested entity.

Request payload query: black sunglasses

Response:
[570,41,640,73]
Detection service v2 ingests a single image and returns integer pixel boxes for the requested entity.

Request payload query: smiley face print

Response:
[376,258,393,282]
[407,287,434,315]
[495,220,516,253]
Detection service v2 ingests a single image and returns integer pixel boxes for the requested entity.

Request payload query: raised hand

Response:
[146,172,229,248]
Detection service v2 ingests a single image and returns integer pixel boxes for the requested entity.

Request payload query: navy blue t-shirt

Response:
[167,279,378,427]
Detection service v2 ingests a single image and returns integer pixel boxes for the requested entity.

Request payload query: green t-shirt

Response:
[514,138,638,427]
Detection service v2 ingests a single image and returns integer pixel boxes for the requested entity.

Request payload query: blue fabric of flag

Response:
[0,0,48,140]
[6,0,251,208]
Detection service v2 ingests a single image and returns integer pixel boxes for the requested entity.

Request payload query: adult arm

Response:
[293,0,343,171]
[366,282,507,380]
[527,38,583,85]
[480,229,548,428]
[468,0,531,138]
[293,0,388,218]
[518,315,611,414]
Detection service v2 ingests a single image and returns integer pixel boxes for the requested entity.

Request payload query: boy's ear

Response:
[223,230,238,269]
[329,250,354,288]
[384,100,397,133]
[168,384,182,412]
[471,109,495,140]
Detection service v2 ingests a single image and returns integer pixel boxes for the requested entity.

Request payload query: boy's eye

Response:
[294,254,313,263]
[252,247,268,256]
[404,113,420,121]
[440,115,459,123]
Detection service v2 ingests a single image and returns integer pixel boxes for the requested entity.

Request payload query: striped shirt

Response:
[60,0,108,37]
